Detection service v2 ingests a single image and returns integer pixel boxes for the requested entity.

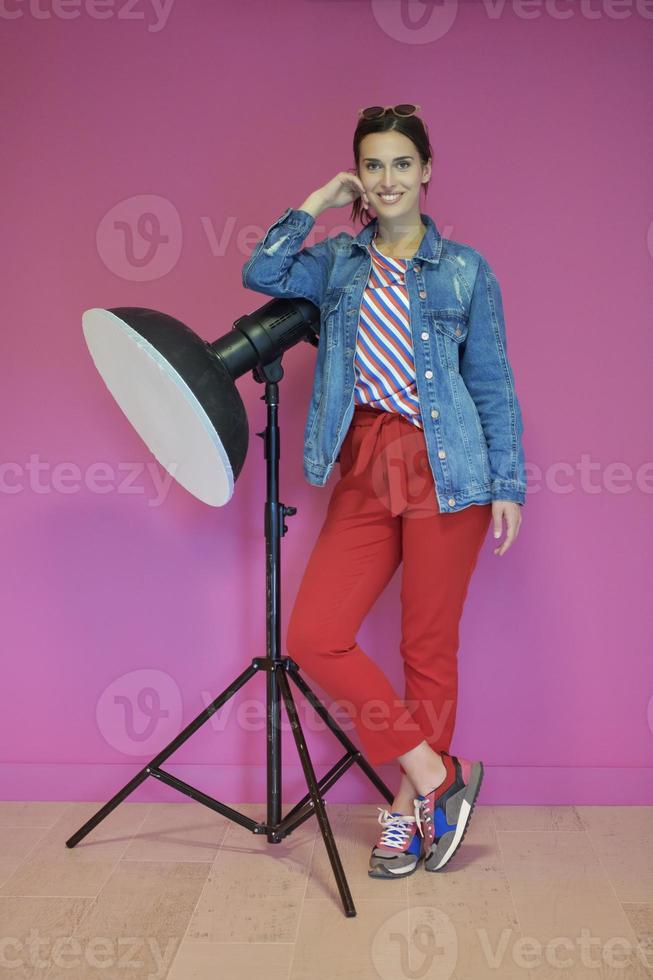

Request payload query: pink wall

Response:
[2,1,652,806]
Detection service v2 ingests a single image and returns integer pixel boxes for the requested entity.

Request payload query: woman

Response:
[242,105,527,879]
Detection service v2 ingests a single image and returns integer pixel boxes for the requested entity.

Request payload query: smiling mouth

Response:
[377,193,404,204]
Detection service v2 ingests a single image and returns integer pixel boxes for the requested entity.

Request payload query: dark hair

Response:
[350,110,433,227]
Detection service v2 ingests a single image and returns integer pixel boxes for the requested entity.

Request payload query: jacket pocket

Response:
[429,310,468,344]
[428,311,468,371]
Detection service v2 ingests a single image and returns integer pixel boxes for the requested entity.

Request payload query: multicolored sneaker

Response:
[413,751,484,872]
[368,807,422,878]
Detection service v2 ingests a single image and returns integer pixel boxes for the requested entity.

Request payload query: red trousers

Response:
[286,404,492,766]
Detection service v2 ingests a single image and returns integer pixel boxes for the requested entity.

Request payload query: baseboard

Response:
[1,763,651,805]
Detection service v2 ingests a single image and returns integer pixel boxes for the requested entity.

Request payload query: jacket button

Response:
[438,449,446,459]
[448,497,456,507]
[421,331,429,340]
[414,263,421,271]
[455,327,462,336]
[419,291,427,299]
[424,369,433,379]
[431,409,439,418]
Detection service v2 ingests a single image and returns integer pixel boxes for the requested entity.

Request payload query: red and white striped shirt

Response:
[353,237,423,428]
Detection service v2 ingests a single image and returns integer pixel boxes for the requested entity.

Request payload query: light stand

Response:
[68,305,395,917]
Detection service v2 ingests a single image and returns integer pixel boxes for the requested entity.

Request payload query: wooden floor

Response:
[0,801,650,979]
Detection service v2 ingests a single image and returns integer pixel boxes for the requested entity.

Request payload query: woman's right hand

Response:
[312,171,370,212]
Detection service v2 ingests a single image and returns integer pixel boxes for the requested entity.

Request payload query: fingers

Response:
[494,523,516,557]
[347,172,370,209]
[492,502,522,556]
[355,178,370,210]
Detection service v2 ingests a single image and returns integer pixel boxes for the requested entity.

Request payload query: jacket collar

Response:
[349,212,443,265]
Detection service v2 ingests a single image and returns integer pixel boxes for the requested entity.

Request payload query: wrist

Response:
[297,192,326,218]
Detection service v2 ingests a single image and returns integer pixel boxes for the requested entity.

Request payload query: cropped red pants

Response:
[286,404,492,766]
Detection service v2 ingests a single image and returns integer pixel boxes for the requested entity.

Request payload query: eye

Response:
[365,161,412,171]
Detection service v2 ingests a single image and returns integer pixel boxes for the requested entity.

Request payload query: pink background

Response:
[2,1,652,806]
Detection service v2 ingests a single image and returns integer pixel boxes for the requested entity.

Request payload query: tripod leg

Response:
[276,667,356,918]
[65,662,260,848]
[286,663,394,804]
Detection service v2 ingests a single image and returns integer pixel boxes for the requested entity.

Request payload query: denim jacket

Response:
[242,206,527,513]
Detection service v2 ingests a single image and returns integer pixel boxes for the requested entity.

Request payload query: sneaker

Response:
[413,751,484,872]
[368,807,422,878]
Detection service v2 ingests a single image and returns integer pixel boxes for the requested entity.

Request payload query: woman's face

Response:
[358,130,431,218]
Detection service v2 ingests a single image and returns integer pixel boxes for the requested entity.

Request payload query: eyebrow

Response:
[363,156,414,162]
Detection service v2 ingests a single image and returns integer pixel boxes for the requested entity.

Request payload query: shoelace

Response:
[376,807,417,848]
[413,797,431,838]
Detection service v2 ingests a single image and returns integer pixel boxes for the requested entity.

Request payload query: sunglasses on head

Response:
[358,104,421,120]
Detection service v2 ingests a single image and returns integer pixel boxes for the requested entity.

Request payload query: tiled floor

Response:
[0,801,651,979]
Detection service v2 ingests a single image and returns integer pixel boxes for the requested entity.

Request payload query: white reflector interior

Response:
[82,308,234,507]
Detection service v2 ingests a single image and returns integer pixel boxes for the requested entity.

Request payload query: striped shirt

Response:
[353,237,423,428]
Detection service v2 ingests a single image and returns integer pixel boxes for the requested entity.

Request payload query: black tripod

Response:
[65,357,394,917]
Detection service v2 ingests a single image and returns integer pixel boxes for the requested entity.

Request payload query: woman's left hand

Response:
[491,500,522,556]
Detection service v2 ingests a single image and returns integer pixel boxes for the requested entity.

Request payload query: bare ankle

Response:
[390,772,418,813]
[414,760,447,798]
[390,796,415,815]
[397,742,447,798]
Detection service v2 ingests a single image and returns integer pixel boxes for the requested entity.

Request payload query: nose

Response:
[381,168,392,184]
[379,168,399,191]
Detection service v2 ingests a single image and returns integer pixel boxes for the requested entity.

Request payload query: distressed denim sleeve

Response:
[460,255,527,506]
[241,207,333,308]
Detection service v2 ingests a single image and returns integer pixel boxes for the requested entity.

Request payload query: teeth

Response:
[380,193,402,202]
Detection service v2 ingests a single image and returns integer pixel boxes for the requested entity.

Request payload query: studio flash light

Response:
[70,294,395,918]
[81,298,320,505]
